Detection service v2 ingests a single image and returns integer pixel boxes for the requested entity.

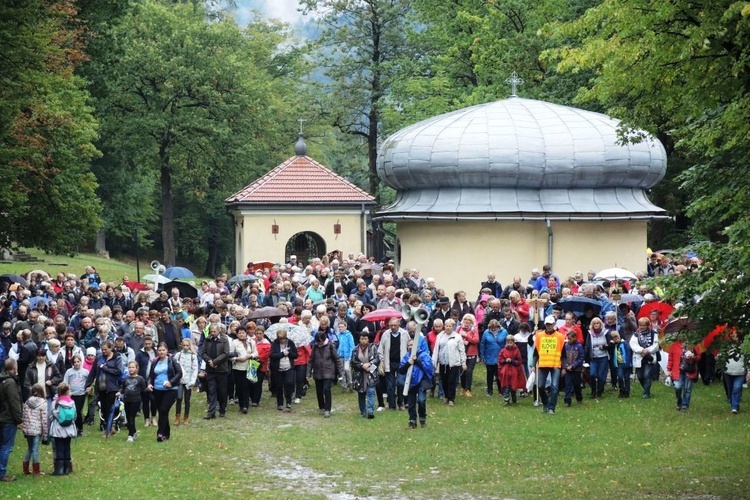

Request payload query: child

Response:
[497,336,526,405]
[49,382,77,476]
[63,354,89,435]
[562,331,584,406]
[336,322,355,392]
[22,384,48,476]
[173,338,199,425]
[117,361,147,442]
[611,332,632,398]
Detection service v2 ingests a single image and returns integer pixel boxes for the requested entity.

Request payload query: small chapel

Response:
[375,90,668,295]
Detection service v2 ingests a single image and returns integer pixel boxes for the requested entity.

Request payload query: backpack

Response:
[57,404,76,427]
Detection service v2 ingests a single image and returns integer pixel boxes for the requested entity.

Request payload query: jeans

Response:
[99,391,117,430]
[564,370,583,403]
[206,372,228,415]
[153,389,177,438]
[589,357,609,397]
[537,368,561,411]
[617,366,632,395]
[673,372,694,409]
[53,436,71,462]
[407,388,426,423]
[176,384,193,417]
[385,371,404,409]
[315,378,333,411]
[0,422,18,477]
[274,369,295,407]
[636,363,655,397]
[724,373,745,411]
[485,364,499,395]
[24,435,40,463]
[358,386,376,416]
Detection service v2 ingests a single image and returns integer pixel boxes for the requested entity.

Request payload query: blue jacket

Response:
[337,331,355,361]
[612,341,632,368]
[397,342,434,390]
[479,328,508,365]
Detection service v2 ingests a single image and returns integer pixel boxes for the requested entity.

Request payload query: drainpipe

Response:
[360,203,366,256]
[546,219,553,269]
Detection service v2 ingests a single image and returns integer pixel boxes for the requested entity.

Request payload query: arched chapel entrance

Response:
[285,231,326,264]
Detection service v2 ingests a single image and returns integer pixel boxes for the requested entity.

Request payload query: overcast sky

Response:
[231,0,309,27]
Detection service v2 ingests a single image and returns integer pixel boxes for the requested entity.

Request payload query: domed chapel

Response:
[375,94,668,295]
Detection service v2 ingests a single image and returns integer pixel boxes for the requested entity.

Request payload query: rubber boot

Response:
[174,414,181,426]
[22,461,30,475]
[32,462,45,476]
[51,460,65,476]
[64,460,73,475]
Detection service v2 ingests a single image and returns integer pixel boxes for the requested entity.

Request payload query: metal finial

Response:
[505,71,524,97]
[298,118,307,135]
[294,133,307,156]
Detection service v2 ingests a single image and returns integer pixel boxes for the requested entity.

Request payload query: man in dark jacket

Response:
[0,359,23,481]
[17,330,37,401]
[200,324,230,419]
[156,308,181,354]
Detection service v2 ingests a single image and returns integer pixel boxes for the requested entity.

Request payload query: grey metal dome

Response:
[377,97,667,190]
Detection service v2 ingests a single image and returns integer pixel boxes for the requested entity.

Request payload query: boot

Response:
[151,416,157,427]
[64,461,73,475]
[174,414,181,426]
[182,416,189,426]
[51,460,65,476]
[32,463,45,476]
[511,392,517,404]
[23,461,30,475]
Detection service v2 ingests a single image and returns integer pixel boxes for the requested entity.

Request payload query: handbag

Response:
[246,359,261,382]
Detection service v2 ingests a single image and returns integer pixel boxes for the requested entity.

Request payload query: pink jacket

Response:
[22,396,48,439]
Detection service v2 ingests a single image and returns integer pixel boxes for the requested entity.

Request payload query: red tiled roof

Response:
[225,155,376,205]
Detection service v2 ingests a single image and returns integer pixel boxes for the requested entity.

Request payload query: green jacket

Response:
[0,371,23,425]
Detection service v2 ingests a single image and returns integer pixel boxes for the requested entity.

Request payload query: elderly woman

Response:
[585,317,611,399]
[270,328,298,411]
[457,314,479,397]
[308,330,343,418]
[431,319,466,406]
[351,332,380,419]
[231,326,257,414]
[305,278,325,304]
[629,318,660,398]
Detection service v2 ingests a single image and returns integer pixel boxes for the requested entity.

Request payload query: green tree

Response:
[547,0,750,347]
[0,0,101,252]
[93,1,298,267]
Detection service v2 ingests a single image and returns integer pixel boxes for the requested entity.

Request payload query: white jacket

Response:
[431,332,466,368]
[629,329,659,369]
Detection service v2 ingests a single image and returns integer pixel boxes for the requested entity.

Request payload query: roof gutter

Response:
[371,214,670,222]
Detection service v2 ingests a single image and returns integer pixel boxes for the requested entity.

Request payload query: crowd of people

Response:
[0,251,747,481]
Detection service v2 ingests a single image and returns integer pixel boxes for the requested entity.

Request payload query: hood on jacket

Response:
[25,396,45,410]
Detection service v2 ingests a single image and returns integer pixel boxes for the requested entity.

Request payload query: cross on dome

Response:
[505,71,524,97]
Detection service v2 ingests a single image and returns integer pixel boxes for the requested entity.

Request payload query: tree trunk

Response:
[159,137,176,267]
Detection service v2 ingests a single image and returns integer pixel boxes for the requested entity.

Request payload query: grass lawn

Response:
[3,376,748,498]
[1,248,139,284]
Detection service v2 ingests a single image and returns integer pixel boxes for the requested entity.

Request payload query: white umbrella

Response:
[142,273,171,284]
[594,268,638,281]
[265,323,311,347]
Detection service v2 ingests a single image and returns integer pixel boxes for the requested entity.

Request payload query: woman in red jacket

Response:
[667,339,699,411]
[251,326,271,407]
[457,314,479,397]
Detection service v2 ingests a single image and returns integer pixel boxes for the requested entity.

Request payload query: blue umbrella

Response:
[28,296,52,310]
[163,266,195,279]
[105,395,122,439]
[559,297,602,318]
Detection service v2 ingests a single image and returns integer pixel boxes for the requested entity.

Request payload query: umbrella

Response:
[265,323,310,346]
[162,266,195,279]
[28,296,52,309]
[122,280,149,292]
[162,280,198,299]
[617,293,644,306]
[228,274,257,285]
[664,317,699,334]
[558,297,602,318]
[246,306,289,320]
[105,395,122,439]
[360,263,383,276]
[142,274,171,284]
[594,268,638,281]
[251,261,275,272]
[637,301,675,320]
[362,308,403,322]
[27,269,50,280]
[0,274,28,286]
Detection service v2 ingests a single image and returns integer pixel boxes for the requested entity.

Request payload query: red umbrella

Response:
[251,261,275,272]
[637,301,675,321]
[123,281,149,292]
[362,308,404,322]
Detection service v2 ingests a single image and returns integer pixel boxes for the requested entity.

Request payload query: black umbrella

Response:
[558,297,603,318]
[162,280,198,299]
[0,274,28,286]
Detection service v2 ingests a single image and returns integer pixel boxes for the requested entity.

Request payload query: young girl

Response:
[118,361,147,442]
[63,354,89,436]
[173,338,199,424]
[497,336,526,405]
[49,382,77,476]
[22,384,48,476]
